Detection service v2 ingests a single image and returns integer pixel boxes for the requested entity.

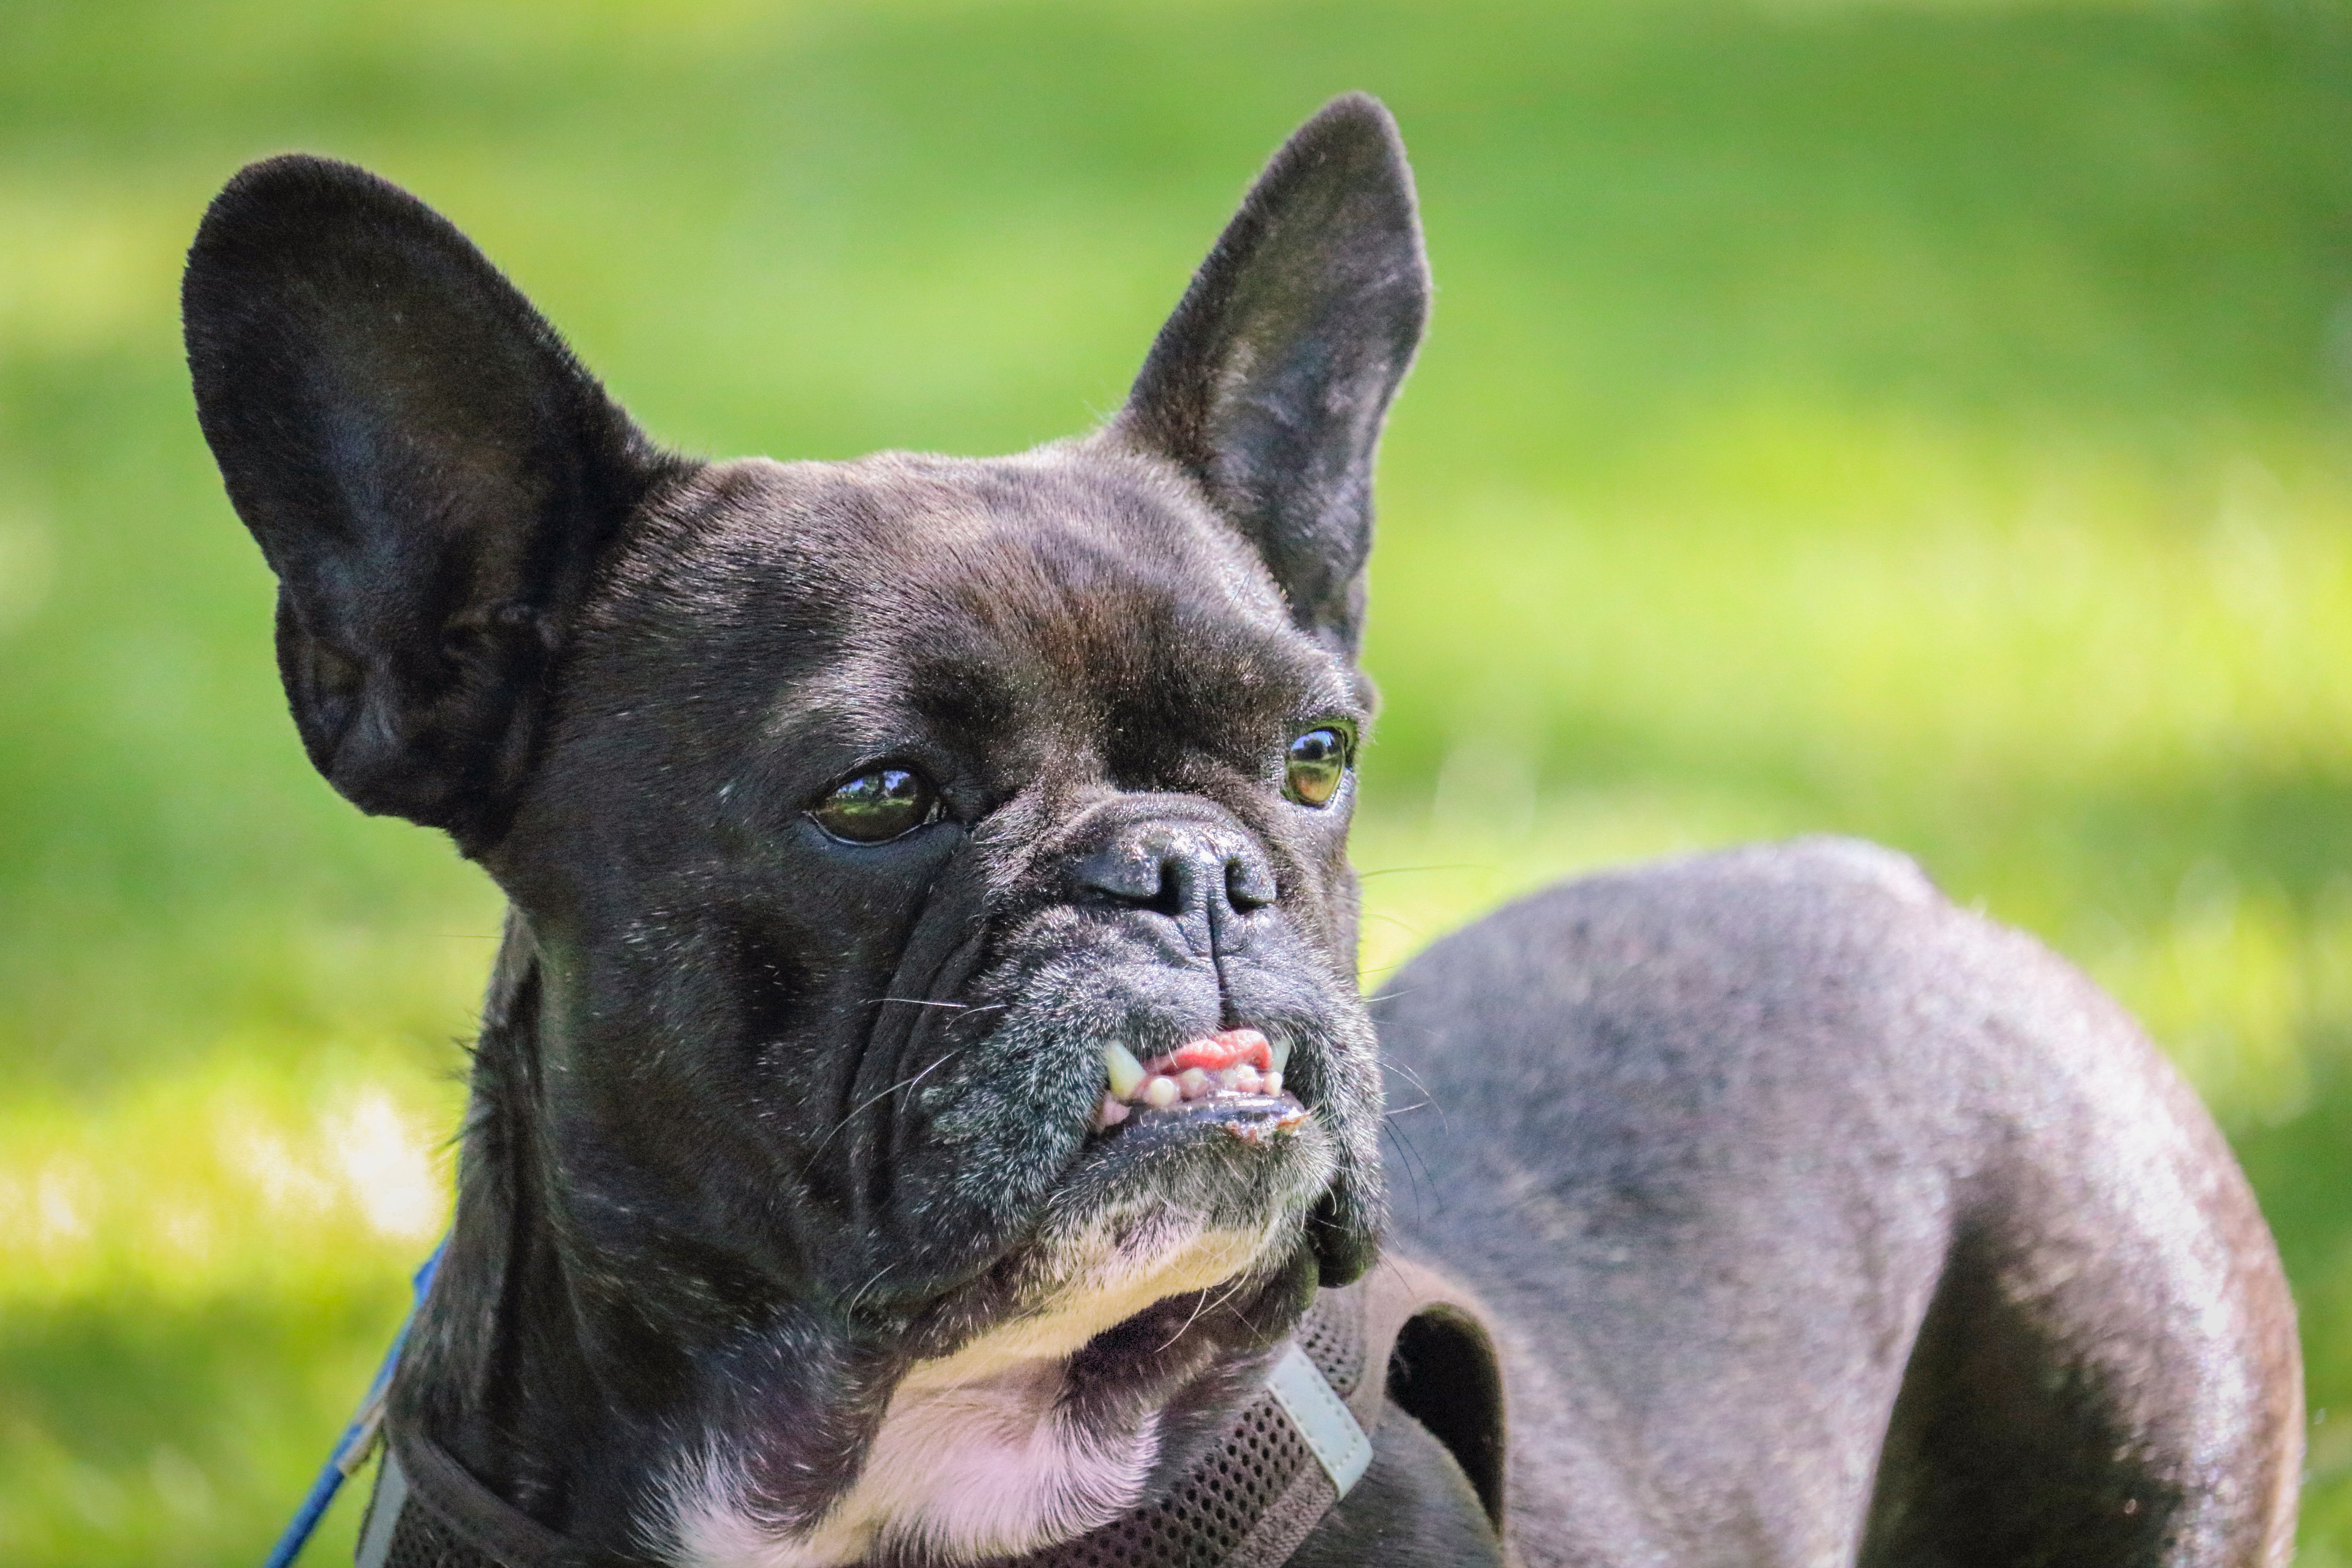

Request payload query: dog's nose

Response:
[1073,817,1277,933]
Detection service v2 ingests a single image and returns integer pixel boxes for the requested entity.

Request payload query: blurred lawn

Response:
[5,0,2351,1560]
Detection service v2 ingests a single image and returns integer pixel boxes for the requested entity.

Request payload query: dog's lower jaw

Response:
[660,1219,1289,1568]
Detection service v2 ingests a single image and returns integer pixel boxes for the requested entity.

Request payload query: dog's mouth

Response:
[1086,1028,1310,1148]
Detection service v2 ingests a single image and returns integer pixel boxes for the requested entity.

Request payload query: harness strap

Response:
[351,1448,406,1568]
[262,1243,441,1568]
[360,1427,629,1568]
[1267,1340,1374,1494]
[352,1253,1501,1568]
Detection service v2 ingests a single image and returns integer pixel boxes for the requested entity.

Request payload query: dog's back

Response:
[1376,837,2302,1567]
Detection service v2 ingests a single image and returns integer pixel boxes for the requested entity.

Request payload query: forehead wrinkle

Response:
[744,461,1355,760]
[923,542,1329,758]
[756,664,930,759]
[995,495,1325,656]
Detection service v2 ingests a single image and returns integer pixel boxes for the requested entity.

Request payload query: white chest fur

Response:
[662,1219,1279,1567]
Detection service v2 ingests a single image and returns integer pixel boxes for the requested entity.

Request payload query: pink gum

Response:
[1146,1027,1273,1076]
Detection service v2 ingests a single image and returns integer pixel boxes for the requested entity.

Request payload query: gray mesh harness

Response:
[352,1257,1502,1568]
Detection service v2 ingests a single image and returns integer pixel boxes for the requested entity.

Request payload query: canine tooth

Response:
[1176,1067,1211,1100]
[1268,1037,1291,1073]
[1142,1075,1181,1109]
[1233,1064,1262,1093]
[1262,1069,1283,1097]
[1103,1043,1147,1100]
[1095,1094,1129,1130]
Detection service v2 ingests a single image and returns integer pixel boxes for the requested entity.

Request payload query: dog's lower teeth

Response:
[1176,1067,1212,1100]
[1262,1069,1283,1097]
[1142,1075,1181,1109]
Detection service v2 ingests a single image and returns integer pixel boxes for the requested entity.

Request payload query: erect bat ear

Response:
[182,154,680,852]
[1114,93,1429,659]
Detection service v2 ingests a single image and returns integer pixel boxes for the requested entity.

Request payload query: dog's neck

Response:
[388,913,1312,1566]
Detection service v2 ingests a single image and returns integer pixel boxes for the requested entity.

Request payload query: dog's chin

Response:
[1034,1116,1329,1319]
[893,1092,1336,1379]
[1054,1107,1336,1249]
[911,1208,1300,1390]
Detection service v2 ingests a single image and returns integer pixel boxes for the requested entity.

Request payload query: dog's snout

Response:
[1073,817,1277,931]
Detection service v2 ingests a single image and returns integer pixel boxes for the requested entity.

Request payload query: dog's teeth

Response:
[1142,1075,1181,1109]
[1215,1066,1242,1092]
[1095,1094,1129,1130]
[1104,1043,1147,1100]
[1176,1067,1211,1101]
[1262,1069,1283,1098]
[1268,1037,1292,1074]
[1232,1064,1262,1093]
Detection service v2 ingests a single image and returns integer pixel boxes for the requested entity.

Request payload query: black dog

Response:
[183,96,2299,1566]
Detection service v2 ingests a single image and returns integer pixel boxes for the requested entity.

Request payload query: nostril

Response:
[1226,855,1276,911]
[1147,859,1187,919]
[1074,842,1166,905]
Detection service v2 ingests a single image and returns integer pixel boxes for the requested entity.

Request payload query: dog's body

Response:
[181,98,2299,1567]
[1376,839,2301,1565]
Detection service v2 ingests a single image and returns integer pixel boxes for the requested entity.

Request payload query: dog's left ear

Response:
[1116,93,1428,657]
[182,155,674,851]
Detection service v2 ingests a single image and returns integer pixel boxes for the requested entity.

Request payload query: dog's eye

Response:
[1282,728,1351,808]
[809,767,939,844]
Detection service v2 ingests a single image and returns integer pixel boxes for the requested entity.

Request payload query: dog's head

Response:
[184,95,1424,1456]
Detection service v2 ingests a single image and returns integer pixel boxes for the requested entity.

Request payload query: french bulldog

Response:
[182,94,2300,1567]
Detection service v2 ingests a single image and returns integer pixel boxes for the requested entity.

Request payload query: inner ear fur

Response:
[1116,93,1429,657]
[183,154,680,851]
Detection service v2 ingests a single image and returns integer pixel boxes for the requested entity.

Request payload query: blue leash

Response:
[262,1241,445,1568]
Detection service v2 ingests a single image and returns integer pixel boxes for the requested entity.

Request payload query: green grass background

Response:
[4,0,2351,1559]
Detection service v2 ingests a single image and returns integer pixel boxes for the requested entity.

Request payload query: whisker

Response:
[1359,912,1431,941]
[1382,1060,1445,1133]
[1154,1284,1217,1355]
[1156,1265,1258,1353]
[809,1047,968,1158]
[1382,1116,1439,1222]
[1384,1057,1437,1102]
[1353,863,1491,879]
[846,1260,897,1316]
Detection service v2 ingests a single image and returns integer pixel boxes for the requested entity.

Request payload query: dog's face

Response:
[183,97,1424,1460]
[499,443,1381,1333]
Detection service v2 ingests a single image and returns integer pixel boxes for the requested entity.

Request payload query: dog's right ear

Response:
[183,155,674,850]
